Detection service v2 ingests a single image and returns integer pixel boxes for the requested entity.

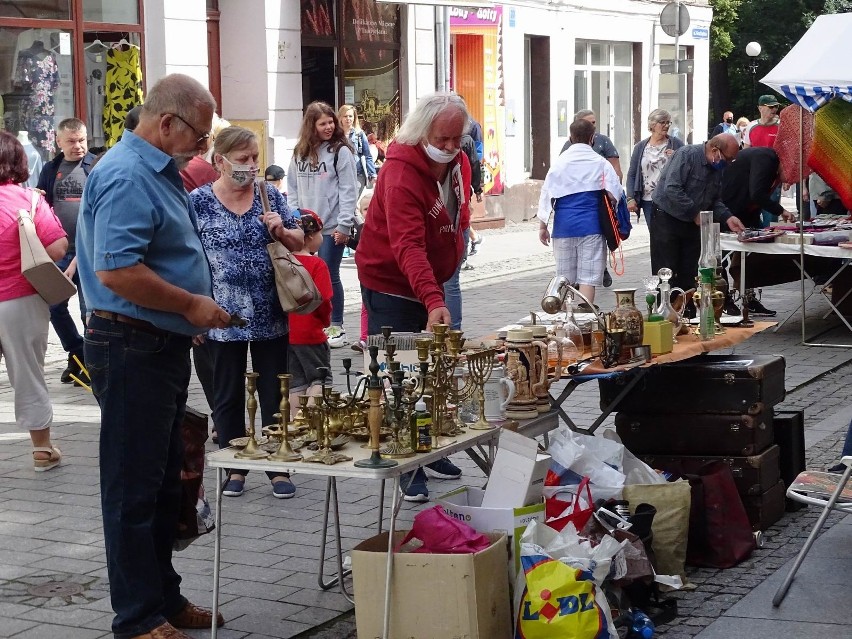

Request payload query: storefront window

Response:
[0,0,70,20]
[302,0,336,38]
[343,50,399,143]
[83,0,139,24]
[0,27,75,161]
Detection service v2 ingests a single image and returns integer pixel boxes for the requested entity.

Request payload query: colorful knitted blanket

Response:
[808,97,852,210]
[774,104,814,184]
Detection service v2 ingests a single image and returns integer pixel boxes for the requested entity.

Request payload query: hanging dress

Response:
[102,46,143,147]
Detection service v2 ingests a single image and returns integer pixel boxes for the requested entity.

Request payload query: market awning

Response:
[761,13,852,112]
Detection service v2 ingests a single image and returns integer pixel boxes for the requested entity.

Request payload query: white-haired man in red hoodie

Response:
[355,91,472,502]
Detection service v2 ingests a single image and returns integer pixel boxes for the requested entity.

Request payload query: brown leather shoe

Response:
[166,601,225,629]
[130,622,192,639]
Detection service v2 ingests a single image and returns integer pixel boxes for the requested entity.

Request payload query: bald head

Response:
[134,73,216,162]
[141,74,216,122]
[707,133,739,165]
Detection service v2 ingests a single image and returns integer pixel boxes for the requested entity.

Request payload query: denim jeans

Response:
[443,228,469,330]
[85,315,191,638]
[206,335,289,479]
[640,200,655,226]
[49,252,86,358]
[318,234,345,326]
[841,419,852,458]
[362,286,428,335]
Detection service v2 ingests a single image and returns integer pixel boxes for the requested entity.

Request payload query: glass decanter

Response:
[641,275,662,321]
[563,299,585,354]
[655,267,686,343]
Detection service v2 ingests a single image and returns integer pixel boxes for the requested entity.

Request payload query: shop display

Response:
[13,39,59,159]
[102,44,142,147]
[655,267,687,342]
[225,324,502,467]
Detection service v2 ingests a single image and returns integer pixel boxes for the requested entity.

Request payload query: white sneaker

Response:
[325,326,346,348]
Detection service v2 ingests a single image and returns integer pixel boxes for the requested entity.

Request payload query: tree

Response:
[708,0,825,131]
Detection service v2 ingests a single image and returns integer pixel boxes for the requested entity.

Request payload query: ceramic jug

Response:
[482,366,516,421]
[503,328,546,420]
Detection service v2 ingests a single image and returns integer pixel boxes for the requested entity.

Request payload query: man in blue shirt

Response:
[77,74,231,639]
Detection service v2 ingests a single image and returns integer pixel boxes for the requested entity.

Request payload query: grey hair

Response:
[647,108,671,130]
[574,109,595,121]
[141,73,216,123]
[395,92,469,145]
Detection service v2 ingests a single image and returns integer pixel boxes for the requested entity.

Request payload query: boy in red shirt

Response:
[288,210,333,414]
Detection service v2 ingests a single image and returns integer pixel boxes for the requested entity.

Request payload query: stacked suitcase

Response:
[600,355,789,531]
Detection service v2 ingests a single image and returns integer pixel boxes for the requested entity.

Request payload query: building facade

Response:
[0,0,712,225]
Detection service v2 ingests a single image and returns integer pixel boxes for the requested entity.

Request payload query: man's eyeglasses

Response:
[164,113,210,145]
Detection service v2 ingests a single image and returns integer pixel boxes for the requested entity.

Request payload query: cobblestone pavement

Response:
[1,215,851,638]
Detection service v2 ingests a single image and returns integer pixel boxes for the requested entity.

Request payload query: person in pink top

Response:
[0,131,69,471]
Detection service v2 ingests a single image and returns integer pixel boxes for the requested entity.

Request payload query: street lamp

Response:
[746,41,761,108]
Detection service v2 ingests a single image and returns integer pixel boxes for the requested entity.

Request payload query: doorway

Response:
[301,46,336,108]
[525,35,550,180]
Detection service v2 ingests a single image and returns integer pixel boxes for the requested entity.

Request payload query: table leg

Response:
[774,259,819,332]
[382,476,401,639]
[212,467,223,639]
[317,476,353,602]
[465,443,492,475]
[549,379,580,430]
[578,369,648,436]
[377,479,385,533]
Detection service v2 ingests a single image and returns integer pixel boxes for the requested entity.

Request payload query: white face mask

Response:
[423,143,459,164]
[222,156,258,186]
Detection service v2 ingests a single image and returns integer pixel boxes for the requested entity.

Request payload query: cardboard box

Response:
[351,531,512,639]
[482,429,551,508]
[438,486,545,579]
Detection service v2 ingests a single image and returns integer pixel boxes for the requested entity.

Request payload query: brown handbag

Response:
[18,189,77,305]
[259,181,322,315]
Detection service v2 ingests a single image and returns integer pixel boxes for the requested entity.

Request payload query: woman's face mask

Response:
[423,143,459,164]
[222,155,258,186]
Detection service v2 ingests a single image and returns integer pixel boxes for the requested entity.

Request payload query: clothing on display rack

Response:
[17,130,43,188]
[84,46,108,147]
[102,45,143,147]
[13,41,59,160]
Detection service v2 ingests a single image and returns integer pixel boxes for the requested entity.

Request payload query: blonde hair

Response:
[338,104,359,129]
[212,126,257,159]
[736,117,750,128]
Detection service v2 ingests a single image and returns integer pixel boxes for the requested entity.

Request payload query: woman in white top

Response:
[625,108,685,224]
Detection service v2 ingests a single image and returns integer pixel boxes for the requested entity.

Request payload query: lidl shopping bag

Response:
[514,520,621,639]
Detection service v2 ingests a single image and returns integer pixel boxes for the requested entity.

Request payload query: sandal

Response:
[32,446,62,472]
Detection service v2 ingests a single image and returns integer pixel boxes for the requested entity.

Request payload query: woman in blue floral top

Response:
[190,126,304,499]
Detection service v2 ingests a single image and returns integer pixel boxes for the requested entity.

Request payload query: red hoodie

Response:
[355,142,471,313]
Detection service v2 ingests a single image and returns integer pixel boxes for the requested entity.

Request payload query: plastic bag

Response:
[514,519,621,639]
[545,477,595,532]
[397,505,492,554]
[545,428,626,503]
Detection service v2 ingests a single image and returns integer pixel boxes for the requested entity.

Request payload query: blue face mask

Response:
[710,150,728,171]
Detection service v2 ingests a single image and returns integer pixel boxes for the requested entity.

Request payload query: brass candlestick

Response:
[467,349,497,430]
[235,371,269,460]
[269,374,302,462]
[379,369,417,458]
[355,346,398,469]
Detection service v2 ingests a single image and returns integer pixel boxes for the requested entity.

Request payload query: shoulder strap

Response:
[258,180,272,214]
[30,189,39,218]
[332,146,341,176]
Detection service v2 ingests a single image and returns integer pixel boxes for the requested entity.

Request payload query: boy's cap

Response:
[264,164,286,180]
[758,94,780,106]
[298,209,323,233]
